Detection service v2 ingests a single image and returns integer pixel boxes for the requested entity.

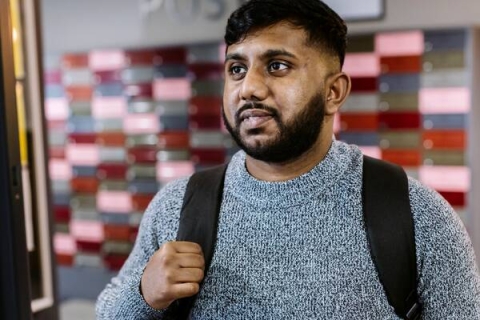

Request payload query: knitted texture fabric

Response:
[96,140,480,319]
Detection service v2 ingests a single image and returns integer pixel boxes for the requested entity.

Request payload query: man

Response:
[96,0,480,318]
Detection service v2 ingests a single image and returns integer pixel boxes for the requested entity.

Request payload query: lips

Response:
[238,109,274,129]
[239,109,274,122]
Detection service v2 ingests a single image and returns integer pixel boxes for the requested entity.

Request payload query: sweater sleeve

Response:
[95,178,188,320]
[408,178,480,319]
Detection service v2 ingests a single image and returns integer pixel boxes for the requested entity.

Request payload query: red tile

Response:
[158,131,190,149]
[438,191,466,207]
[380,56,422,74]
[68,133,97,144]
[128,147,158,163]
[124,50,156,66]
[350,77,378,93]
[71,177,99,193]
[76,240,102,253]
[154,47,187,65]
[96,132,126,146]
[65,86,93,101]
[422,130,465,150]
[97,163,128,179]
[103,254,129,271]
[379,112,421,129]
[189,115,222,130]
[62,54,89,69]
[381,149,421,167]
[56,253,74,266]
[189,96,222,116]
[340,113,379,131]
[54,206,71,223]
[131,194,154,211]
[103,225,132,241]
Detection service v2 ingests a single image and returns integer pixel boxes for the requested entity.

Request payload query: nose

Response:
[239,68,268,102]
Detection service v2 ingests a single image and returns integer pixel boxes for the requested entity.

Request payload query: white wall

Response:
[41,0,480,53]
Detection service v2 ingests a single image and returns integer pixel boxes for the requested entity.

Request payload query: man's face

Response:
[222,22,333,163]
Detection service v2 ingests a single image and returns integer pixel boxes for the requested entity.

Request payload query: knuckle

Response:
[189,283,200,294]
[163,269,176,283]
[197,255,205,267]
[159,252,176,267]
[193,243,202,252]
[159,284,174,300]
[193,268,204,280]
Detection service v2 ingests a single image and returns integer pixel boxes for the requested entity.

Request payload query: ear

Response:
[324,72,351,116]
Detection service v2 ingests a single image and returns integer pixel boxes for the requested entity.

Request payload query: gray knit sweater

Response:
[96,140,480,319]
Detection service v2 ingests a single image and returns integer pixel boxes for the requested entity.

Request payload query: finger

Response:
[174,268,205,283]
[171,241,203,254]
[176,253,205,269]
[169,282,200,300]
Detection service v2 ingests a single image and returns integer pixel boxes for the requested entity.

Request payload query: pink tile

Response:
[333,114,341,134]
[359,146,382,159]
[45,98,69,121]
[375,31,424,56]
[92,97,127,119]
[123,114,160,134]
[97,191,133,213]
[49,159,72,180]
[70,220,104,242]
[419,88,470,113]
[153,78,191,100]
[44,70,62,84]
[54,233,77,254]
[419,166,470,192]
[66,144,100,166]
[219,44,226,63]
[343,53,380,77]
[157,161,195,183]
[89,50,126,71]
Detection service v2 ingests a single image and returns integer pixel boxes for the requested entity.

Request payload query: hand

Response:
[140,241,205,310]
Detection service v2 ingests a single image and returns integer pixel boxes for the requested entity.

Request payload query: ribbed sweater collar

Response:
[224,140,353,209]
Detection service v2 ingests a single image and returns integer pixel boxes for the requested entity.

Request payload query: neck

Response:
[245,135,333,182]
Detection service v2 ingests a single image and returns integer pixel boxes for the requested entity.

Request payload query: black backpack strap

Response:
[164,164,228,319]
[362,155,421,319]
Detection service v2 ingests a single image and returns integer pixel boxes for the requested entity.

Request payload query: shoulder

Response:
[407,176,476,268]
[407,177,463,234]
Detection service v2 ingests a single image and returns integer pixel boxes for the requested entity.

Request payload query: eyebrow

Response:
[225,49,297,63]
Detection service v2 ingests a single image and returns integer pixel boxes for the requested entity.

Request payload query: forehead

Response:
[226,22,317,58]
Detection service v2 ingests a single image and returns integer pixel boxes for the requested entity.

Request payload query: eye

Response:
[229,65,246,75]
[228,64,247,80]
[268,61,288,73]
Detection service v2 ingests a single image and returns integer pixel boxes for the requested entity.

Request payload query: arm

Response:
[409,178,480,319]
[95,178,189,319]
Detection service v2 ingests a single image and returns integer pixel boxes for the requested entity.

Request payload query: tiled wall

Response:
[341,29,470,226]
[44,28,474,299]
[44,43,238,272]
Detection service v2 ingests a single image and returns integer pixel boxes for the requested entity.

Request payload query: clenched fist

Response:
[140,241,205,310]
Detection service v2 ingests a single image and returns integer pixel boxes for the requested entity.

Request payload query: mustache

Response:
[235,102,279,121]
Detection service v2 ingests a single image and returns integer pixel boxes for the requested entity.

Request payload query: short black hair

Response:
[225,0,348,68]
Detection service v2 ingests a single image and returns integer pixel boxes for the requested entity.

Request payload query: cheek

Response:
[222,95,235,122]
[276,85,309,116]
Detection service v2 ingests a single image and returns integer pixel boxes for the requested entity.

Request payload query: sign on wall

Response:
[323,0,384,21]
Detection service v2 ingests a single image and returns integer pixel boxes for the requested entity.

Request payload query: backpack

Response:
[165,155,422,319]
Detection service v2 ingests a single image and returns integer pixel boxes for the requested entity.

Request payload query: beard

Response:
[222,93,326,163]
